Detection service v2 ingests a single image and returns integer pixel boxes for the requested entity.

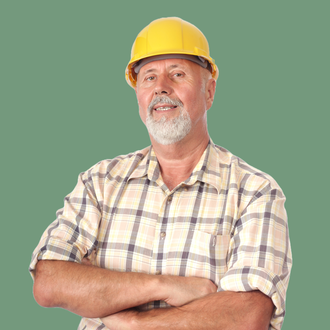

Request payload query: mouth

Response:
[154,105,178,111]
[148,96,183,115]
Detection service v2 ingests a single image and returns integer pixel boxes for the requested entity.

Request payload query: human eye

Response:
[146,75,156,81]
[172,71,185,79]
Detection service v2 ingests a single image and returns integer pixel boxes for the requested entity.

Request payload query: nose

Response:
[154,75,173,96]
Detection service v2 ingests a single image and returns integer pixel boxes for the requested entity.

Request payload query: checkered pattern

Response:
[30,141,292,330]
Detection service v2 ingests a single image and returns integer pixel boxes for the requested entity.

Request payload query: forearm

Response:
[33,260,216,319]
[33,260,162,318]
[139,291,274,330]
[103,290,274,330]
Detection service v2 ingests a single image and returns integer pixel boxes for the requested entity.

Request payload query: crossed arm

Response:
[34,260,274,330]
[101,290,273,330]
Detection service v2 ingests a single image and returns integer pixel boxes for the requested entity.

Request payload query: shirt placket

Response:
[151,192,173,277]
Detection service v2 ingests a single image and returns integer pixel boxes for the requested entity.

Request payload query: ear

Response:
[205,79,216,110]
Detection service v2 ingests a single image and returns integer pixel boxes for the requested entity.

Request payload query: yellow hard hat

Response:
[125,17,218,88]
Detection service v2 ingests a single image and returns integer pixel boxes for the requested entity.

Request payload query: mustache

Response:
[148,96,183,113]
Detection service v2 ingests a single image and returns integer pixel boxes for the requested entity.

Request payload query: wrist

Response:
[156,274,173,301]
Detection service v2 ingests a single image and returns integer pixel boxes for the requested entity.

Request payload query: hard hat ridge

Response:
[133,54,209,75]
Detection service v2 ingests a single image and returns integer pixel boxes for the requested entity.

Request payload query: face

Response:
[135,58,215,145]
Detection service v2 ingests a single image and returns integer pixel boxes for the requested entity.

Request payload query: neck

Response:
[151,133,210,191]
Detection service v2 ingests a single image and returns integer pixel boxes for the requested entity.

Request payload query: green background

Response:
[1,0,328,328]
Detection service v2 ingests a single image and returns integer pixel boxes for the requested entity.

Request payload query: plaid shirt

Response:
[30,141,292,330]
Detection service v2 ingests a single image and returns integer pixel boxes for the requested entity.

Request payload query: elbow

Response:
[33,279,53,308]
[33,261,57,308]
[235,291,274,330]
[245,296,274,330]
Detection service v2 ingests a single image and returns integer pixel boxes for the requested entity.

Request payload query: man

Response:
[30,17,292,330]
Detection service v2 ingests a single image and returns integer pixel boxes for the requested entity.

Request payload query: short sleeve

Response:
[29,171,102,280]
[218,186,292,330]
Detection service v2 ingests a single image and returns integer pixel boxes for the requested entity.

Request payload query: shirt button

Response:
[167,196,172,202]
[155,270,161,275]
[184,187,188,191]
[160,232,166,239]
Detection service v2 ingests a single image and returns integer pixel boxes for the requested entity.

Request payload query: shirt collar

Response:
[128,147,164,186]
[183,139,221,193]
[128,140,221,193]
[127,146,151,181]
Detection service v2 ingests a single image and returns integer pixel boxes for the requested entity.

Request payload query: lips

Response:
[148,96,183,114]
[154,105,178,111]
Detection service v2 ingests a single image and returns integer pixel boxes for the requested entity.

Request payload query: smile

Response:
[154,106,177,111]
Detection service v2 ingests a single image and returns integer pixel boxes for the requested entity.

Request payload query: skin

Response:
[101,291,274,330]
[33,58,274,329]
[135,58,216,189]
[33,259,216,318]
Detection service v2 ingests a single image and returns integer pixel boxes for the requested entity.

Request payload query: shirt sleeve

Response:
[218,183,292,330]
[29,170,102,280]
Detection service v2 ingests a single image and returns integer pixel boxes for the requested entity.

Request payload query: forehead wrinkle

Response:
[143,68,157,75]
[141,62,187,75]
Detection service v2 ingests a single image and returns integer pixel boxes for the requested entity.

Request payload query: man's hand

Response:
[101,309,139,330]
[159,274,217,306]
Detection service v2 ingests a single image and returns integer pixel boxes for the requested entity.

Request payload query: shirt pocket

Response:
[165,230,230,285]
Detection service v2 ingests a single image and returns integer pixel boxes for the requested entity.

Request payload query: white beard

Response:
[146,96,192,145]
